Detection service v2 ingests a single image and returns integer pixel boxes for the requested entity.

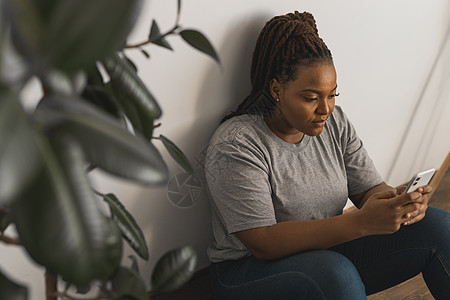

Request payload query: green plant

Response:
[0,0,220,299]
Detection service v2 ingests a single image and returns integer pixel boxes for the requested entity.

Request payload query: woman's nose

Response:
[316,99,330,115]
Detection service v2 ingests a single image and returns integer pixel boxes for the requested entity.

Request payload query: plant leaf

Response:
[103,53,162,120]
[4,0,144,72]
[12,134,123,286]
[0,87,41,206]
[140,49,150,59]
[111,267,149,300]
[135,108,154,140]
[34,95,169,186]
[151,246,197,294]
[86,63,104,86]
[41,69,87,95]
[179,29,220,65]
[0,269,28,300]
[128,255,140,274]
[81,85,127,127]
[110,85,144,134]
[159,135,194,174]
[0,209,12,233]
[0,29,32,89]
[123,54,138,72]
[149,20,173,51]
[103,193,149,260]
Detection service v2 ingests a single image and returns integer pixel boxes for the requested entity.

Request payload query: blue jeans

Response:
[210,207,450,299]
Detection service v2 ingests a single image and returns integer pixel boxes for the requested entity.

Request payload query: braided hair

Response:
[222,11,333,122]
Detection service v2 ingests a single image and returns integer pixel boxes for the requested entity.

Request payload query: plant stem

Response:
[0,233,20,245]
[92,188,105,198]
[125,24,180,49]
[45,269,58,300]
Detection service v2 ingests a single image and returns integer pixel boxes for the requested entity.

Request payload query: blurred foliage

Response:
[0,0,219,299]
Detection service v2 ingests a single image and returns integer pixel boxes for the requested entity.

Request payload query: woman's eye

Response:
[328,93,340,99]
[304,97,318,102]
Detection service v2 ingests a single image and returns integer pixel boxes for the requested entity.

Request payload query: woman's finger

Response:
[417,185,433,194]
[396,185,407,195]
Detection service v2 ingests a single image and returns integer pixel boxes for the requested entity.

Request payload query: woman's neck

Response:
[264,116,304,144]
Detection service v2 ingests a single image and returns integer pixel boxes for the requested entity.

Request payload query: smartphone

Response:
[404,168,436,194]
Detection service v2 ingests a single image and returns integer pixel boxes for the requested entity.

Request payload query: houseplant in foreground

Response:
[0,0,220,299]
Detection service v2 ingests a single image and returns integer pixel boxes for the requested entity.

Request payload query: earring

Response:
[276,98,280,102]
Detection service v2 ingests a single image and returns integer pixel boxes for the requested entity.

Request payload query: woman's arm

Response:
[349,182,396,208]
[236,189,426,260]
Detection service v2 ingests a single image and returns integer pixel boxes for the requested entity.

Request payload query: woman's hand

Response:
[400,185,432,226]
[356,189,427,235]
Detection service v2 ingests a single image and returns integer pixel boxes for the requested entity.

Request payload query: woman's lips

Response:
[312,119,326,127]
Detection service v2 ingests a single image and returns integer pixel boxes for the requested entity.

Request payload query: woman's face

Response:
[267,63,338,143]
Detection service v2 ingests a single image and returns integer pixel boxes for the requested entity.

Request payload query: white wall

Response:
[3,1,449,299]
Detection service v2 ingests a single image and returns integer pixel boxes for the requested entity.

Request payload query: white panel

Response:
[386,23,450,186]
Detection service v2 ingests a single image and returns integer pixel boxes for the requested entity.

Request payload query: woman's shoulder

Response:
[327,105,353,132]
[209,114,264,146]
[329,105,348,123]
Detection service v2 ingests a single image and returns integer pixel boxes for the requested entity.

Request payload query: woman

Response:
[205,11,450,299]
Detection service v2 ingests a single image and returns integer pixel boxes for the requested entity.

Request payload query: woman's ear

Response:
[269,78,281,100]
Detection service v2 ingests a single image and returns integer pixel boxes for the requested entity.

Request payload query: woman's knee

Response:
[286,250,366,299]
[210,251,366,299]
[312,251,363,286]
[414,207,450,248]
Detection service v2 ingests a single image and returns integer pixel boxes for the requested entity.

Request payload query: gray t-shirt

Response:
[205,106,383,262]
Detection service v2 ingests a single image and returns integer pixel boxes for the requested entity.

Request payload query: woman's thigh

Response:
[210,249,366,300]
[330,206,450,297]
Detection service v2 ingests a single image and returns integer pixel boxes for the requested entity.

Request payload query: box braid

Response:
[222,11,333,122]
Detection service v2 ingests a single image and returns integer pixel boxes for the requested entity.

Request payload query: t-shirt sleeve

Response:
[338,108,384,196]
[205,141,276,234]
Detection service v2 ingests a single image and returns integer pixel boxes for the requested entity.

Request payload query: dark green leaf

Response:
[0,13,5,64]
[111,267,149,300]
[12,134,122,286]
[4,0,144,72]
[34,95,169,186]
[151,246,197,294]
[82,85,127,127]
[108,83,144,134]
[86,63,104,86]
[180,29,220,65]
[0,269,28,300]
[0,25,31,88]
[104,193,149,260]
[159,135,194,174]
[123,54,138,72]
[0,209,12,233]
[76,283,91,295]
[41,69,87,95]
[134,106,154,140]
[140,49,150,59]
[149,20,173,51]
[0,87,41,206]
[128,255,140,274]
[2,0,43,60]
[105,80,155,139]
[103,53,162,120]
